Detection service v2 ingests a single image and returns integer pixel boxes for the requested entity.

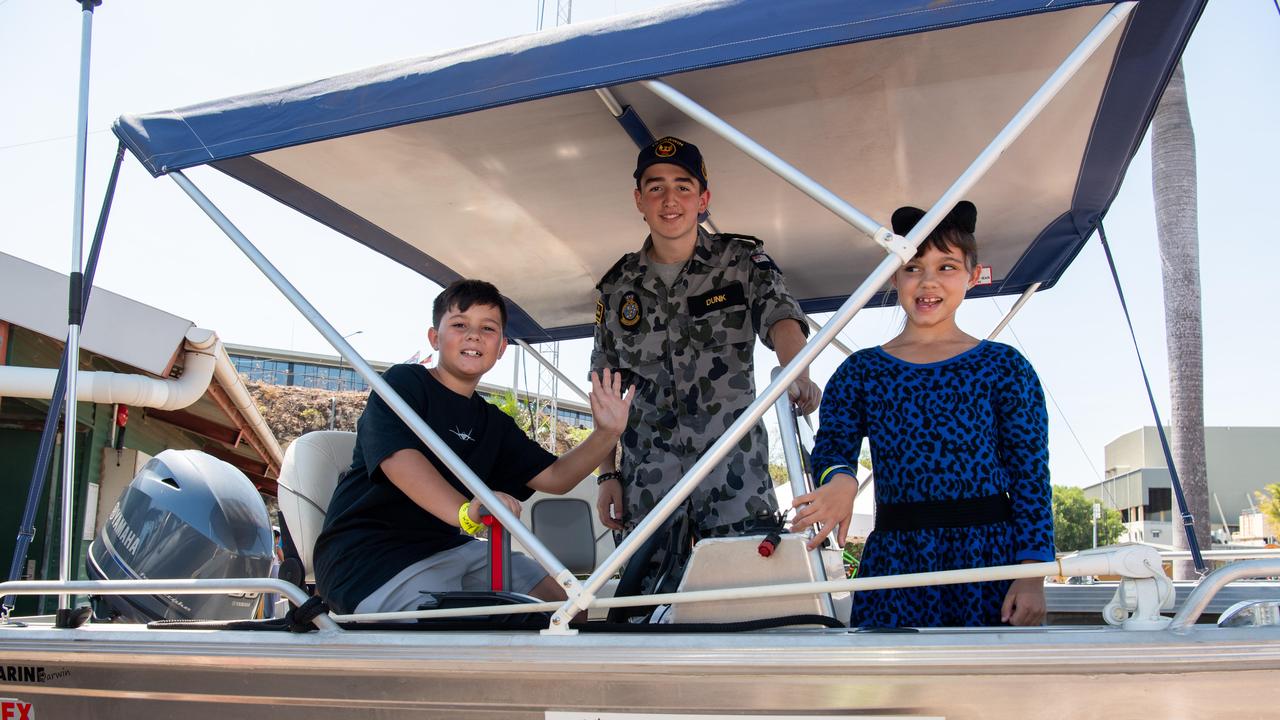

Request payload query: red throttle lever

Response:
[479,512,511,592]
[757,531,783,557]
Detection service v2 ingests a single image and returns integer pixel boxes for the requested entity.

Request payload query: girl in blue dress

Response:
[793,201,1053,627]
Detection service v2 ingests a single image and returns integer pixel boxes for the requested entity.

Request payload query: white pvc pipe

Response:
[0,329,217,412]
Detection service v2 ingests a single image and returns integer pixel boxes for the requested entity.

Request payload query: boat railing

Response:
[5,546,1272,633]
[329,544,1174,629]
[0,578,338,631]
[1169,559,1280,630]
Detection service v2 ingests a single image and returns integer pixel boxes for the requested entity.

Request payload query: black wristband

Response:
[596,471,622,485]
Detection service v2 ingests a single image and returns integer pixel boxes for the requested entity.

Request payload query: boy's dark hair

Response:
[432,279,508,329]
[892,201,979,270]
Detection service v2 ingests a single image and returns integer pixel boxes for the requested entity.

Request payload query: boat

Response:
[3,1,1278,717]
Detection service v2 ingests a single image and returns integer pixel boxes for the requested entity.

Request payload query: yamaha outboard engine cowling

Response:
[87,449,273,622]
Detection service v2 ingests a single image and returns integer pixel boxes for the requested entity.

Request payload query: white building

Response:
[1082,427,1279,546]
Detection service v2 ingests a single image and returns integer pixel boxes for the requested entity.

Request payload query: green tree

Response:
[1255,484,1280,531]
[1052,485,1125,553]
[488,389,531,433]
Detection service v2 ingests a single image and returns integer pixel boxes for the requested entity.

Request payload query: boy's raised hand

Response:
[791,473,858,550]
[589,369,634,438]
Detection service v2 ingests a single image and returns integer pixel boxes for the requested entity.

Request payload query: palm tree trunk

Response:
[1151,62,1209,579]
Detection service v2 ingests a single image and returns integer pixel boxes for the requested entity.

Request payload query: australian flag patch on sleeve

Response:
[750,251,779,273]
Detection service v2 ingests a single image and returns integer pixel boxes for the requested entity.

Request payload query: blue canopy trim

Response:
[114,0,1119,176]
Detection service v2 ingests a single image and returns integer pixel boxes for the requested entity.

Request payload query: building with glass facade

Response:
[224,343,593,428]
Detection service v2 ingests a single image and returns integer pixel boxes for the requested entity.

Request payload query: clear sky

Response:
[1,1,1277,490]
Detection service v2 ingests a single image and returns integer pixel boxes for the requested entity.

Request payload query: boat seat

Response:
[277,430,357,584]
[529,498,596,575]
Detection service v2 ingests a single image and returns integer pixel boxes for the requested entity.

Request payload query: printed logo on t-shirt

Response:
[450,426,476,442]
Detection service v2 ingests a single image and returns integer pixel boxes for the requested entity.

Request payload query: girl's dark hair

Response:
[432,279,508,329]
[916,225,978,271]
[892,201,979,270]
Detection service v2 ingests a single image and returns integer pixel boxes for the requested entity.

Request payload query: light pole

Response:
[330,331,362,429]
[1092,501,1101,549]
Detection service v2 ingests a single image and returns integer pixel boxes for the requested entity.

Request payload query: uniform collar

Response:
[637,228,719,274]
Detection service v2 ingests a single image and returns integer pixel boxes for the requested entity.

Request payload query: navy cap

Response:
[633,136,708,188]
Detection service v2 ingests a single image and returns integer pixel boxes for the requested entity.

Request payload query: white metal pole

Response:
[640,80,884,241]
[169,171,580,599]
[988,283,1041,339]
[771,367,835,618]
[59,1,97,613]
[514,339,590,402]
[806,316,854,356]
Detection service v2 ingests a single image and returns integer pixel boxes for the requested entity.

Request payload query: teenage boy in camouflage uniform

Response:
[591,136,821,577]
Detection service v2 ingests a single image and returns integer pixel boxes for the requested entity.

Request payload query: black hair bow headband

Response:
[891,200,977,236]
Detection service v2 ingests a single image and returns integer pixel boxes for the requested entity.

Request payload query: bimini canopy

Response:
[114,0,1204,342]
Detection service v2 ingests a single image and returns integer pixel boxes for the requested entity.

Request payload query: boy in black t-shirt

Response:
[313,279,633,615]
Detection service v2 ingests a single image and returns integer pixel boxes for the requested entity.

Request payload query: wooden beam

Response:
[206,382,281,479]
[201,443,269,477]
[146,407,243,445]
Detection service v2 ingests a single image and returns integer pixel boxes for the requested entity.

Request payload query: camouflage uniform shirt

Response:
[591,229,807,537]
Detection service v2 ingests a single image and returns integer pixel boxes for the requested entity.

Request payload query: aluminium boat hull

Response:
[2,622,1278,719]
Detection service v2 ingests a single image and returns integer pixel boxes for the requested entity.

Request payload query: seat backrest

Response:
[530,497,596,575]
[276,430,357,582]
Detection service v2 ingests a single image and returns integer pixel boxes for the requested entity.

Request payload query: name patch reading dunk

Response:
[689,282,746,318]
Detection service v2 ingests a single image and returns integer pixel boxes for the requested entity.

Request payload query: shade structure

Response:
[113,0,1204,341]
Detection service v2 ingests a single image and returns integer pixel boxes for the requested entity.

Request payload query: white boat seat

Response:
[276,430,357,583]
[277,430,600,584]
[529,498,596,576]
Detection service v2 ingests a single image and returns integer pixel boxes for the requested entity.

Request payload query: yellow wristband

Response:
[818,465,856,488]
[458,501,483,536]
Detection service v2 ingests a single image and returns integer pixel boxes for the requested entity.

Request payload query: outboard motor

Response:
[86,449,273,622]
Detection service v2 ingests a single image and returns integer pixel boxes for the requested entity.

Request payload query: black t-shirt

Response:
[313,364,556,613]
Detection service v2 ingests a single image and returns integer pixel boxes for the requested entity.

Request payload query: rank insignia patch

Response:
[595,298,605,325]
[618,291,642,329]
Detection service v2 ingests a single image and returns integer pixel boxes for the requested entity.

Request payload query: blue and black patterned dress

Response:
[811,341,1054,627]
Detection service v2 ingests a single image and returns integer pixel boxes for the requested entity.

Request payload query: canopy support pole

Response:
[771,367,836,618]
[168,171,582,606]
[513,339,590,403]
[56,0,100,618]
[988,283,1041,340]
[3,144,124,623]
[551,2,1136,630]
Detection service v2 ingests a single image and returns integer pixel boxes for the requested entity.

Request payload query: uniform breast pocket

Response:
[689,307,754,350]
[687,282,754,349]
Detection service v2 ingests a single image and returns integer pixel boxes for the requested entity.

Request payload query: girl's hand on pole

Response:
[589,369,634,438]
[787,376,822,416]
[1002,572,1047,626]
[791,473,858,550]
